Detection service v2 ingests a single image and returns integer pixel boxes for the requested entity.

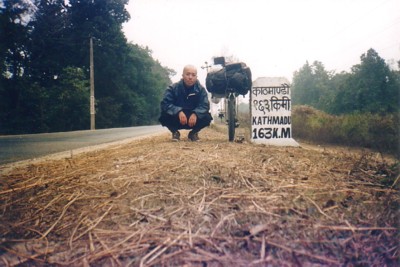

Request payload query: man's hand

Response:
[188,113,197,127]
[178,111,187,125]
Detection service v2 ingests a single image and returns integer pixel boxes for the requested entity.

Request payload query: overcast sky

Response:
[123,0,400,84]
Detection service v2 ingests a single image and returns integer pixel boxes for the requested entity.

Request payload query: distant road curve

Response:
[0,125,167,166]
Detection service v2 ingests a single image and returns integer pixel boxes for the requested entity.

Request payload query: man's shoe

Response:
[172,131,180,141]
[188,131,200,142]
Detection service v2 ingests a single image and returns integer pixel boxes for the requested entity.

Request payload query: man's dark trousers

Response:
[159,110,212,133]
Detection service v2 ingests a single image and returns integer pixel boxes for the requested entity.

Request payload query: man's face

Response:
[182,66,197,87]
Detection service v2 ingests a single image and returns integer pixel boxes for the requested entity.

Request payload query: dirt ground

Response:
[0,126,399,266]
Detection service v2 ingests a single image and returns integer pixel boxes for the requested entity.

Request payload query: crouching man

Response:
[159,65,212,141]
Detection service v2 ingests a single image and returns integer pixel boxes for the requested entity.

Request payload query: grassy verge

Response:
[291,105,399,158]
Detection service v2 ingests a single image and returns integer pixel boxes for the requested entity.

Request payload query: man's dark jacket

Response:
[160,79,211,119]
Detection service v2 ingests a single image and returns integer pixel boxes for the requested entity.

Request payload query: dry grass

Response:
[0,127,399,266]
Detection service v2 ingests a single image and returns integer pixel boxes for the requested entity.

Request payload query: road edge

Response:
[0,131,167,175]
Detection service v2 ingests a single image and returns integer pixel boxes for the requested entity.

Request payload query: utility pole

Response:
[90,36,95,130]
[201,61,212,72]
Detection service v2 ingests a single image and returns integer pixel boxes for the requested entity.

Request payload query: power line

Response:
[379,41,400,52]
[341,17,400,50]
[309,0,400,67]
[326,0,394,42]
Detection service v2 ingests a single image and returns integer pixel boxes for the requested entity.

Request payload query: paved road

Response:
[0,125,167,165]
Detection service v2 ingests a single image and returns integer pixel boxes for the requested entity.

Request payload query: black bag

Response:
[206,62,252,96]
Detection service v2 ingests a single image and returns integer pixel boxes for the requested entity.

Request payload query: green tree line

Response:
[292,48,399,115]
[291,49,399,156]
[0,0,173,134]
